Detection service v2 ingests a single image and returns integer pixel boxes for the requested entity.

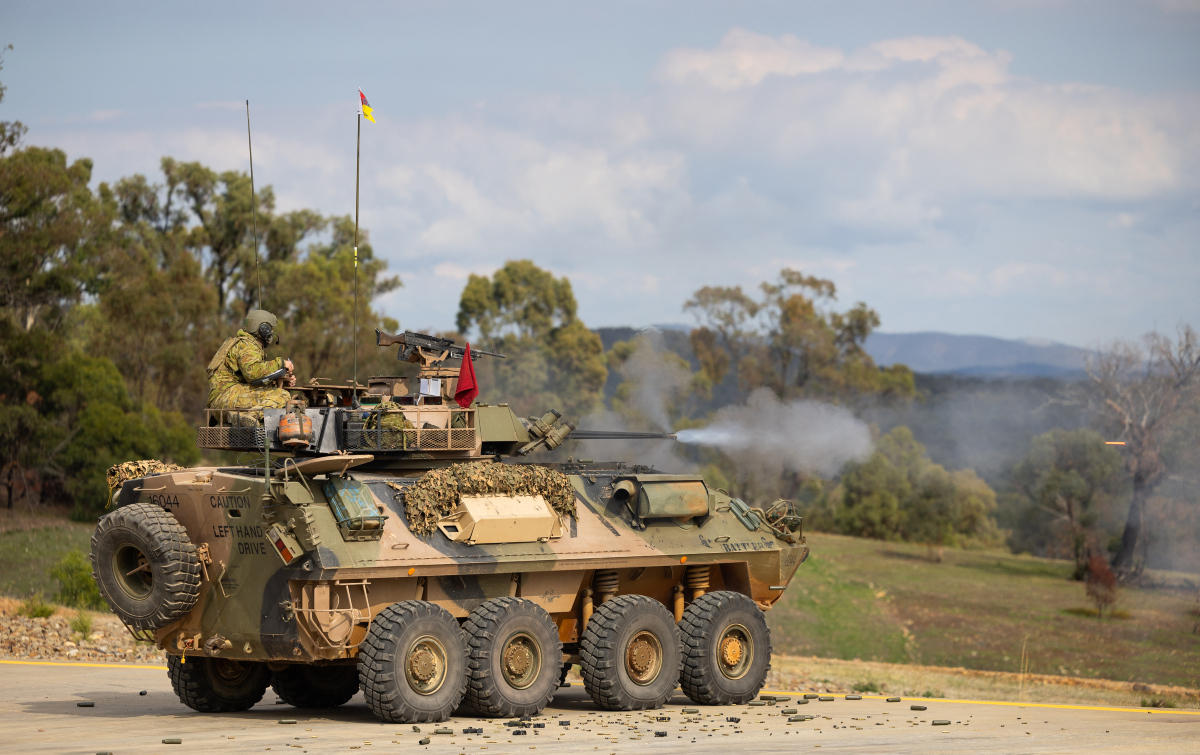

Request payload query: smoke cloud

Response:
[572,328,695,470]
[676,388,873,478]
[619,328,692,432]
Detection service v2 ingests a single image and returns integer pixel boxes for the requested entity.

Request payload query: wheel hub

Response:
[720,636,743,667]
[408,646,438,683]
[499,633,541,690]
[716,624,754,680]
[505,643,533,676]
[627,639,654,673]
[623,630,663,685]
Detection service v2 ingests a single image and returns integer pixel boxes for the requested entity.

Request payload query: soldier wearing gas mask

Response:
[206,309,300,415]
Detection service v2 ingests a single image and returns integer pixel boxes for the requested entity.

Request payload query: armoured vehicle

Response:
[91,331,808,722]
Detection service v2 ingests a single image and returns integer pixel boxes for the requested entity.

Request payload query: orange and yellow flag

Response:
[359,89,375,123]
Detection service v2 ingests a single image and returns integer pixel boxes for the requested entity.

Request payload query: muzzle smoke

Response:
[676,388,873,477]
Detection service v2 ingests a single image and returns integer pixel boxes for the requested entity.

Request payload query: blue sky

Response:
[5,1,1198,347]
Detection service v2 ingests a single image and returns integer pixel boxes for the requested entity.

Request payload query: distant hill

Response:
[596,326,1091,378]
[863,332,1090,377]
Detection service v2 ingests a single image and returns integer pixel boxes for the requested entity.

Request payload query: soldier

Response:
[207,310,300,417]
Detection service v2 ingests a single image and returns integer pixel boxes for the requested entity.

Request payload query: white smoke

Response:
[619,328,692,432]
[676,388,873,478]
[573,328,695,470]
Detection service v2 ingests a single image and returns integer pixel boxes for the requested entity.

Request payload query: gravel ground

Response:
[0,599,165,664]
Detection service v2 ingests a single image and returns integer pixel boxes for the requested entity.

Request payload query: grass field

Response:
[768,533,1200,690]
[0,517,95,600]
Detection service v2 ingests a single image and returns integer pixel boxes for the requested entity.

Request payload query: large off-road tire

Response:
[91,502,201,631]
[358,601,468,723]
[168,655,271,712]
[462,597,563,718]
[678,591,771,705]
[272,664,360,708]
[579,594,682,711]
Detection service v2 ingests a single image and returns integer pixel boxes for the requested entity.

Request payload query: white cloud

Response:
[657,28,844,90]
[25,28,1199,344]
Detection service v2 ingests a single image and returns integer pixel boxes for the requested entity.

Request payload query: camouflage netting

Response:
[394,462,577,536]
[106,460,185,498]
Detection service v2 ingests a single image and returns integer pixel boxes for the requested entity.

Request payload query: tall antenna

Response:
[352,107,361,406]
[246,100,262,309]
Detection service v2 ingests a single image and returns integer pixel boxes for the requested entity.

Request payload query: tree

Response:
[1077,326,1200,577]
[266,217,400,386]
[831,426,1002,556]
[457,260,578,341]
[1085,554,1119,619]
[85,169,219,414]
[684,269,915,403]
[0,45,25,157]
[1006,429,1125,578]
[170,158,275,317]
[456,261,605,420]
[0,147,106,333]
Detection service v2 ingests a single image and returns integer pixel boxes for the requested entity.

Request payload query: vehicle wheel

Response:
[579,594,681,711]
[358,600,468,723]
[272,664,360,708]
[462,597,563,717]
[91,502,201,631]
[168,655,271,712]
[678,591,771,705]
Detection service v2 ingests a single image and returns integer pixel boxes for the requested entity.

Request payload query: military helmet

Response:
[243,309,279,346]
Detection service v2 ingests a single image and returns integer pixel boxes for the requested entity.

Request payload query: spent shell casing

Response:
[911,705,927,711]
[933,720,951,726]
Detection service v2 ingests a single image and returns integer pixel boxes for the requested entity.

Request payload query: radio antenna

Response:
[246,100,262,309]
[352,104,361,406]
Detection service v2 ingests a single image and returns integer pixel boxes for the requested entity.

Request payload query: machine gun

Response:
[376,330,505,368]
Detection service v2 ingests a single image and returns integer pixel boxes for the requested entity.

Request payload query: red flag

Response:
[455,343,479,408]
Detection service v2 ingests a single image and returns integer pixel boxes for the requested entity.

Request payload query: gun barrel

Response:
[570,430,678,441]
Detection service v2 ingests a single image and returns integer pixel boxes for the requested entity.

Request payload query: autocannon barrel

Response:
[569,430,678,441]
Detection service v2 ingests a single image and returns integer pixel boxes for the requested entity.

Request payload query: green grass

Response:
[0,523,95,599]
[768,533,1200,690]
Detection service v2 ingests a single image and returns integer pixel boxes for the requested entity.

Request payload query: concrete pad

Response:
[1,659,1198,754]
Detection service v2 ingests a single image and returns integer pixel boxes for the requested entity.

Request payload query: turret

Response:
[195,330,678,468]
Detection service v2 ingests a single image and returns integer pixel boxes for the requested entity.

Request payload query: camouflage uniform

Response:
[206,329,292,410]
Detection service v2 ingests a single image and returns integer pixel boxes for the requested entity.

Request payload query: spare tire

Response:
[91,502,202,631]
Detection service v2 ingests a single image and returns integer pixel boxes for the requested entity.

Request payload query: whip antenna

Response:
[246,100,262,309]
[352,106,361,406]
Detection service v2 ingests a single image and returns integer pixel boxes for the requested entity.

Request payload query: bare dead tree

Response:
[1078,325,1200,578]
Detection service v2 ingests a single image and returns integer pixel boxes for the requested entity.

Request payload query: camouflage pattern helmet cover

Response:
[244,309,279,345]
[243,309,278,333]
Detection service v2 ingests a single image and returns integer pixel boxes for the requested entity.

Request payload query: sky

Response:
[5,0,1199,348]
